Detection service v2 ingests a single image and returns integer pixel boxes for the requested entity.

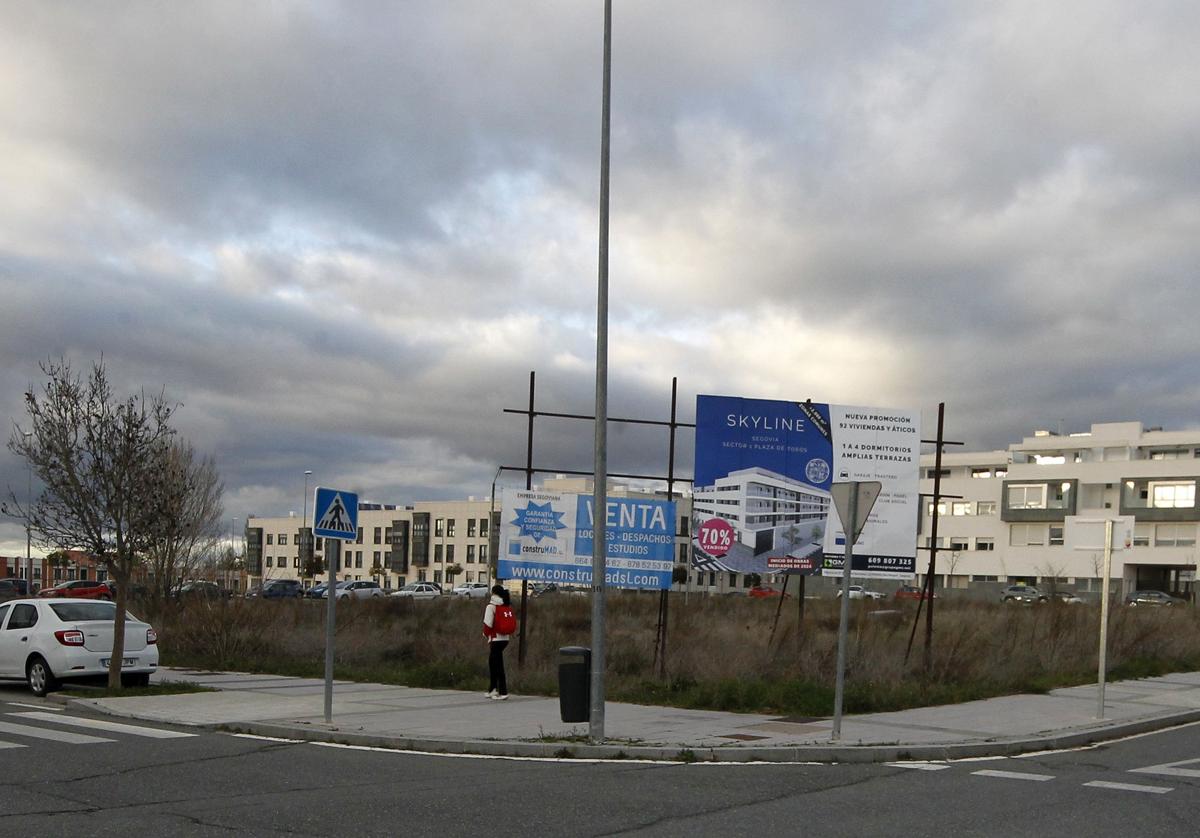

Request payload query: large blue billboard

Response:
[693,395,920,579]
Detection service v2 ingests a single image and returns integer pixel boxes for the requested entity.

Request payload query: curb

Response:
[61,696,1200,763]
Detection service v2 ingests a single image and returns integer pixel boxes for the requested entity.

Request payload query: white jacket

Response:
[482,595,512,642]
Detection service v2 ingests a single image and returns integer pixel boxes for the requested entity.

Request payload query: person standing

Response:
[483,584,516,700]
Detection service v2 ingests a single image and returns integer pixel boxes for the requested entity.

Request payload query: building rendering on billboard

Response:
[497,488,677,590]
[692,395,921,579]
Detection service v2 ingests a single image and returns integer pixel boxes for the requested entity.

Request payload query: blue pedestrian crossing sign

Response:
[313,487,358,540]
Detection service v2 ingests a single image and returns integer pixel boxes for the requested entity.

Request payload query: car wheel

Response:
[1166,601,1174,607]
[121,672,151,688]
[27,655,59,697]
[1128,601,1137,607]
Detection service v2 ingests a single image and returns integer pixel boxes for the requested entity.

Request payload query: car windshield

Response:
[49,602,119,622]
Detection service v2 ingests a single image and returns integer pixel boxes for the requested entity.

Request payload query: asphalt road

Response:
[1,684,1199,836]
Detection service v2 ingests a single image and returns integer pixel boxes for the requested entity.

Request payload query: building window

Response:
[971,468,992,478]
[977,501,997,516]
[466,571,474,583]
[971,574,999,582]
[1007,484,1047,509]
[435,519,445,537]
[480,544,489,562]
[355,527,363,545]
[924,536,947,548]
[949,538,969,551]
[294,557,301,569]
[1049,525,1064,546]
[951,502,973,516]
[355,552,363,569]
[447,519,456,537]
[480,517,490,537]
[446,545,455,562]
[266,556,274,567]
[466,545,476,563]
[678,517,690,537]
[433,570,442,584]
[1033,454,1066,465]
[1155,524,1196,547]
[467,519,476,538]
[1010,524,1046,546]
[1149,481,1196,509]
[995,468,1008,478]
[266,534,274,545]
[926,468,951,479]
[279,534,288,545]
[925,501,948,517]
[373,527,382,544]
[975,537,995,551]
[434,544,443,563]
[1132,524,1151,547]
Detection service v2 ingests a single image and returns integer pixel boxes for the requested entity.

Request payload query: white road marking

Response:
[972,769,1055,782]
[306,741,828,766]
[10,712,195,739]
[1084,780,1172,794]
[0,720,114,744]
[1130,757,1200,778]
[0,740,26,749]
[6,702,62,712]
[887,762,951,771]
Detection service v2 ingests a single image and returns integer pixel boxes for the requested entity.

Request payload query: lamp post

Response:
[24,431,32,585]
[303,470,313,528]
[303,470,313,582]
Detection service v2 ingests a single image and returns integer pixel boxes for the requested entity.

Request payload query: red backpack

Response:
[493,604,518,636]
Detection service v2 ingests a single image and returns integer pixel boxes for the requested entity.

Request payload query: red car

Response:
[748,585,791,599]
[894,584,936,601]
[36,579,111,599]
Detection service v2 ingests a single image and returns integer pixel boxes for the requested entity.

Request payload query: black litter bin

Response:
[558,646,591,723]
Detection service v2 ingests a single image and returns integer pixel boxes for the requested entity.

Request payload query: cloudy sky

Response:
[2,1,1198,554]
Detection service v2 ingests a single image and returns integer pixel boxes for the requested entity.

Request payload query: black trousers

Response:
[488,640,509,695]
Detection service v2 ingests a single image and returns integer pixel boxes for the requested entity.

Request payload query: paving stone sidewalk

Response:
[65,667,1200,762]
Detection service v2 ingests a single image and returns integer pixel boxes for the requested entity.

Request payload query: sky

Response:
[2,1,1198,555]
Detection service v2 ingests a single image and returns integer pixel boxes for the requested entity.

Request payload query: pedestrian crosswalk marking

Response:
[1085,780,1172,794]
[972,769,1055,782]
[0,740,25,749]
[10,712,196,739]
[0,720,114,744]
[1130,757,1200,778]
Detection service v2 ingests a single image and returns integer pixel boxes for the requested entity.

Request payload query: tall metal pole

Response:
[589,0,612,745]
[519,372,535,666]
[25,431,33,586]
[924,402,946,669]
[324,539,340,722]
[832,484,858,740]
[303,471,312,527]
[1097,519,1113,719]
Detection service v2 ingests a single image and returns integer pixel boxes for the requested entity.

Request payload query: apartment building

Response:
[919,422,1199,598]
[246,499,498,591]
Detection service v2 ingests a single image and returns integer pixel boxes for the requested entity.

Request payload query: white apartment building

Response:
[246,499,498,591]
[919,421,1200,598]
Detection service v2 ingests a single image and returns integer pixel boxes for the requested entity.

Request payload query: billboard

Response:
[692,396,921,579]
[497,489,677,590]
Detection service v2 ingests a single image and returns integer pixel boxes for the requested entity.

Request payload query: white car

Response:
[391,582,443,600]
[0,598,159,696]
[452,582,491,599]
[332,580,385,600]
[836,585,885,600]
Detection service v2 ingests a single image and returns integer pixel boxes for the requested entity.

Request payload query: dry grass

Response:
[148,594,1200,716]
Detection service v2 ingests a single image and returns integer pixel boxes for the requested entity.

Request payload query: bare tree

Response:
[6,359,177,689]
[144,442,224,603]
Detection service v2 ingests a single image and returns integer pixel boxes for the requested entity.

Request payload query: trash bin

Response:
[558,646,591,723]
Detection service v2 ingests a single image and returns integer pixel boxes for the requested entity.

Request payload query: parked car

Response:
[1047,590,1084,604]
[246,579,304,599]
[894,584,936,602]
[529,582,559,597]
[331,580,385,600]
[1125,590,1185,607]
[836,585,884,600]
[0,598,159,696]
[391,582,443,600]
[0,579,31,602]
[1001,585,1046,604]
[305,583,328,599]
[452,582,491,599]
[748,585,790,599]
[176,581,225,599]
[36,579,111,600]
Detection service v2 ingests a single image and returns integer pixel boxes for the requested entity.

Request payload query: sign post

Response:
[830,481,882,740]
[312,486,358,723]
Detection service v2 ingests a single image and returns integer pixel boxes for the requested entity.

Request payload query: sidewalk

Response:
[64,668,1200,763]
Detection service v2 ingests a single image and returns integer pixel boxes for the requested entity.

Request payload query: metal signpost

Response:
[830,481,882,740]
[312,486,358,723]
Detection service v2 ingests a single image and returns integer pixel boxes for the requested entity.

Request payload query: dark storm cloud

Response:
[3,1,1200,553]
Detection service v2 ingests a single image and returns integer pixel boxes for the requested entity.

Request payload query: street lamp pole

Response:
[24,431,32,586]
[303,471,313,528]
